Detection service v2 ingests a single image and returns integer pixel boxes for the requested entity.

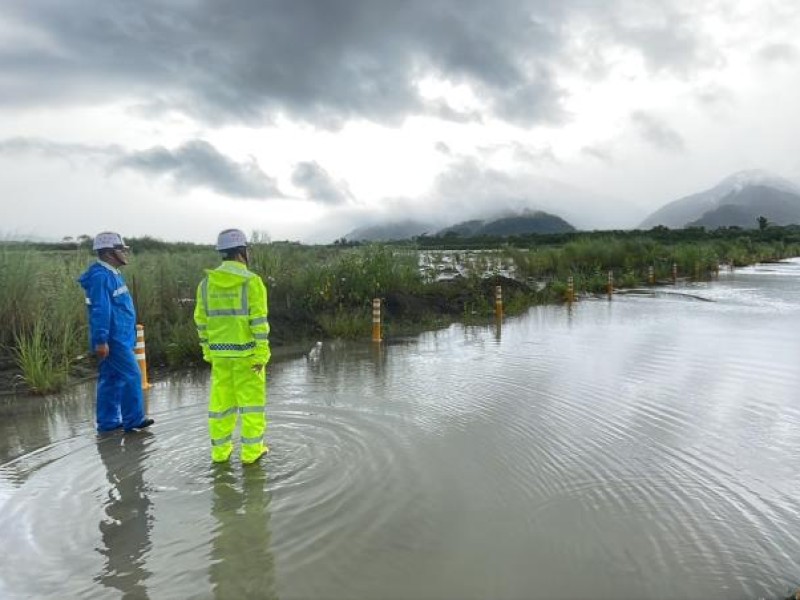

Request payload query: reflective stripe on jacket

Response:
[194,261,270,362]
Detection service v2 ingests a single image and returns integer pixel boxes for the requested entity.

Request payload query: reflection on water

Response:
[210,465,276,600]
[2,260,800,599]
[96,431,153,598]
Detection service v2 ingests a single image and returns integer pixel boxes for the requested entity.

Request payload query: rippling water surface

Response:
[3,261,800,599]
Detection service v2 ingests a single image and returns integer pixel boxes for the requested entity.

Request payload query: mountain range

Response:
[345,210,575,241]
[640,170,800,229]
[344,170,800,241]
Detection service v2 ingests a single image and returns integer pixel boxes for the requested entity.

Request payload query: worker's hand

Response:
[95,343,110,360]
[251,363,265,374]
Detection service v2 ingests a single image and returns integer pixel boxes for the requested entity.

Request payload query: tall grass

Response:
[1,246,87,393]
[248,243,423,338]
[0,248,43,347]
[125,250,215,366]
[506,237,800,290]
[2,233,800,393]
[13,321,67,393]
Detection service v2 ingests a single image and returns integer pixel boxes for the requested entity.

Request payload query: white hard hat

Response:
[92,232,129,251]
[216,228,248,251]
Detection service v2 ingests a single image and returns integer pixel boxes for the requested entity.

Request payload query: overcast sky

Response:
[2,0,799,243]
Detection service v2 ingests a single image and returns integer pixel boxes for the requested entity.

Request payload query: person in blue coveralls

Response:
[78,232,154,433]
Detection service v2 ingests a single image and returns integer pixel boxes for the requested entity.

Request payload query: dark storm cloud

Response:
[0,135,282,198]
[291,161,354,205]
[0,0,714,129]
[114,140,281,198]
[630,111,685,153]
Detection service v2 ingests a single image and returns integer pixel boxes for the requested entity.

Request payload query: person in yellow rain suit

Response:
[194,229,271,464]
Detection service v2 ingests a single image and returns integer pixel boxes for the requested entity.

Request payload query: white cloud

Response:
[1,0,799,242]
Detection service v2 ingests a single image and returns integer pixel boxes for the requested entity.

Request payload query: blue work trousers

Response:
[96,341,146,432]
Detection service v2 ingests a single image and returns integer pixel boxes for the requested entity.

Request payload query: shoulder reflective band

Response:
[201,278,250,317]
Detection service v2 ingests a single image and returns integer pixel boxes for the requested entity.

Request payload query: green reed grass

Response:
[2,246,87,392]
[0,248,44,347]
[125,250,215,365]
[317,308,371,338]
[3,233,800,393]
[507,237,800,297]
[14,321,68,393]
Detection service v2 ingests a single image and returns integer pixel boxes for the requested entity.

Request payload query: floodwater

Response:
[3,262,800,600]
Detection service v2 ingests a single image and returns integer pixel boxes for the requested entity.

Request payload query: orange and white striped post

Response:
[607,270,614,298]
[371,298,382,342]
[567,276,574,303]
[672,262,677,283]
[648,265,655,285]
[494,285,503,319]
[135,324,151,390]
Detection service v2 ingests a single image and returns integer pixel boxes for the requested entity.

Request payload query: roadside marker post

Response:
[372,298,382,342]
[495,285,503,319]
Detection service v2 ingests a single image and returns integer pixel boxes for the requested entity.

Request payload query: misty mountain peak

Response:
[717,169,800,196]
[640,169,800,229]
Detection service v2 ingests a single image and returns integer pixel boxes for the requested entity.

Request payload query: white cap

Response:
[216,228,248,251]
[92,232,128,251]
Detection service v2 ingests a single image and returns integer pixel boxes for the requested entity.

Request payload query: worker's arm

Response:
[87,273,112,358]
[248,276,271,369]
[194,278,211,363]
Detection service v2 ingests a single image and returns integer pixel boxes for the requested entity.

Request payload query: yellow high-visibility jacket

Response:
[194,261,270,364]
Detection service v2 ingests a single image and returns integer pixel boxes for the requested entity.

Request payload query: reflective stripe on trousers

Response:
[209,358,267,463]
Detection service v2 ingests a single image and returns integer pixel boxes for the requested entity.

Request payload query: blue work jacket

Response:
[78,261,137,349]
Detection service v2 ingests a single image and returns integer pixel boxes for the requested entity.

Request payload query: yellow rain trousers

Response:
[194,261,271,463]
[209,359,267,463]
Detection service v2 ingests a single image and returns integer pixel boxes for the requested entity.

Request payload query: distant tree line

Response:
[407,223,800,250]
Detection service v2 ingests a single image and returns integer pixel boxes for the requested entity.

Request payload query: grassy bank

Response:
[2,227,799,394]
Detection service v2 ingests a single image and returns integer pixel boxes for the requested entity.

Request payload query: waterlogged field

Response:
[2,229,799,393]
[418,248,518,281]
[2,261,800,599]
